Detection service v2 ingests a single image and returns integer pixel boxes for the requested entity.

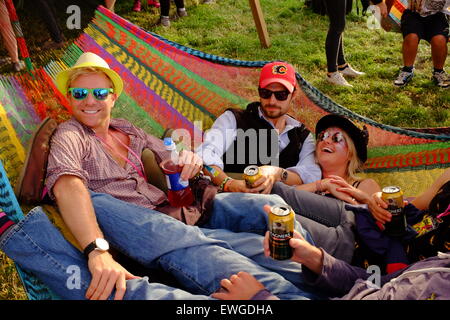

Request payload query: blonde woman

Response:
[271,114,386,263]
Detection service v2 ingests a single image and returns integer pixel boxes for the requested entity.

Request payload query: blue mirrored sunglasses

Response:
[68,88,114,101]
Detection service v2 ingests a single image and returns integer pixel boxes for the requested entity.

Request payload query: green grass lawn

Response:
[0,0,448,300]
[1,0,449,128]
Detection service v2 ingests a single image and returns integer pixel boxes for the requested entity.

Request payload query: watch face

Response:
[95,238,109,251]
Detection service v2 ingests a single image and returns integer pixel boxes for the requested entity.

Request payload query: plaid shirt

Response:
[46,117,171,209]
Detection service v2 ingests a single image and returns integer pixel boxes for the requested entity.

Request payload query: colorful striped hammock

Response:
[0,6,449,299]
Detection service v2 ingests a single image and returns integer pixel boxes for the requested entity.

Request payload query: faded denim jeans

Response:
[1,192,321,300]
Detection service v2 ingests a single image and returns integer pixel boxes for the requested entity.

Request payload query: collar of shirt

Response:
[70,117,137,136]
[257,107,300,136]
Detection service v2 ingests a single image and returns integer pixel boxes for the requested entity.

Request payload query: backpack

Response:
[406,181,450,262]
[14,117,58,205]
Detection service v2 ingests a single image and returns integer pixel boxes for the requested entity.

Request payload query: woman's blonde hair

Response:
[66,67,114,92]
[343,130,364,182]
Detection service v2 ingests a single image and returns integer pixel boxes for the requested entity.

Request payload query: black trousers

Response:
[323,0,348,72]
[160,0,185,16]
[35,0,64,43]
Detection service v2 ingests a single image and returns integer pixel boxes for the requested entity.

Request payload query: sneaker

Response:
[133,0,141,11]
[12,61,25,72]
[177,8,188,17]
[148,0,160,8]
[160,16,170,27]
[326,72,353,87]
[394,68,414,87]
[432,71,450,88]
[339,64,365,78]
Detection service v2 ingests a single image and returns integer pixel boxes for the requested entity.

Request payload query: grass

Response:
[0,0,448,300]
[1,0,449,128]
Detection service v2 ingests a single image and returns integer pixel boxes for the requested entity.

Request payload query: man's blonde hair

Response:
[66,67,114,92]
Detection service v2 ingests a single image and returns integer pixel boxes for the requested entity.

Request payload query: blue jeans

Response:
[0,207,207,300]
[2,196,320,299]
[204,192,315,245]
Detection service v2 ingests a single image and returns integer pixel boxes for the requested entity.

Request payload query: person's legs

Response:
[395,10,423,86]
[271,182,356,263]
[200,228,323,297]
[0,206,211,300]
[0,0,19,63]
[426,12,449,88]
[430,35,447,70]
[202,191,315,244]
[323,0,347,73]
[35,0,64,44]
[202,192,283,234]
[90,192,319,299]
[160,0,170,16]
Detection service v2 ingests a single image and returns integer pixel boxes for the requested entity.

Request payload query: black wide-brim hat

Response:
[315,114,369,163]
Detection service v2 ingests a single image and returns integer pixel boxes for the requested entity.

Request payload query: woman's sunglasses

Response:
[68,88,114,101]
[317,130,346,144]
[258,88,291,101]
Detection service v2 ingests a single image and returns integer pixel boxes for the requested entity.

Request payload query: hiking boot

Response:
[204,0,215,3]
[394,68,414,87]
[432,70,450,88]
[160,16,170,27]
[148,0,160,8]
[339,64,365,78]
[177,8,188,17]
[133,0,141,12]
[326,72,353,87]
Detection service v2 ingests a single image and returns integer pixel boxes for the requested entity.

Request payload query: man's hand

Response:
[249,166,283,194]
[225,179,261,193]
[262,205,324,275]
[178,150,203,181]
[86,251,140,300]
[368,192,393,224]
[211,271,265,300]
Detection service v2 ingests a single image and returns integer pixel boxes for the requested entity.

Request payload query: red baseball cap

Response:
[259,61,296,93]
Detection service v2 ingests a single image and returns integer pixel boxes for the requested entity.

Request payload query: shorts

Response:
[401,10,449,42]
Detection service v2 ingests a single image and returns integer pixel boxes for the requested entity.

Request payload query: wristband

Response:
[315,179,324,194]
[218,176,233,193]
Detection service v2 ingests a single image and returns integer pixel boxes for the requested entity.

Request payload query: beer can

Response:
[242,165,262,187]
[269,205,294,260]
[381,186,406,237]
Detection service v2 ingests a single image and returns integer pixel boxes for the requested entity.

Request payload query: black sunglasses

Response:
[258,88,291,101]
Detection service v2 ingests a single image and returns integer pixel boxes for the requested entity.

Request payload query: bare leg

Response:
[402,33,420,67]
[0,0,19,63]
[412,168,450,210]
[105,0,116,12]
[430,35,448,70]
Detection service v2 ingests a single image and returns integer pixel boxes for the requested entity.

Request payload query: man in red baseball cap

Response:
[198,61,320,194]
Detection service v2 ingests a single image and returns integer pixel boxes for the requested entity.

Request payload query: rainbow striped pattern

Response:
[0,6,448,299]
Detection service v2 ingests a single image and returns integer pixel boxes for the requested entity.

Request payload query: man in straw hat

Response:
[37,52,318,299]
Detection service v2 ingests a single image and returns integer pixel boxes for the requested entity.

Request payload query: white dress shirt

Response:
[196,107,321,184]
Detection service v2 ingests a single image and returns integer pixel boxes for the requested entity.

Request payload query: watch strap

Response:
[83,241,97,258]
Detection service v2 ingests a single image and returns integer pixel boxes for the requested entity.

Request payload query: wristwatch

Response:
[83,238,110,258]
[280,169,288,182]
